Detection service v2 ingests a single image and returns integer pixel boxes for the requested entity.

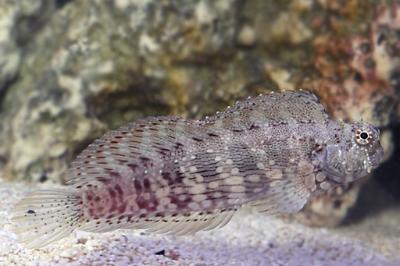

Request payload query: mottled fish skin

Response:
[11,90,384,248]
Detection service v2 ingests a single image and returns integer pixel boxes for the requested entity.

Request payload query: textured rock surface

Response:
[0,0,399,228]
[293,2,400,227]
[1,179,399,266]
[0,0,245,183]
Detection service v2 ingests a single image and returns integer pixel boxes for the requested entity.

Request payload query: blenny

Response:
[11,90,384,248]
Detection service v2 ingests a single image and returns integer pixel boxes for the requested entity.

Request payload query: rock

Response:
[0,0,243,182]
[297,3,400,227]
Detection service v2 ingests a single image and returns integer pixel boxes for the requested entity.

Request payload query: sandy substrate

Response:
[0,179,399,266]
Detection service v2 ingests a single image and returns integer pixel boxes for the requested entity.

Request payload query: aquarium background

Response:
[0,0,399,265]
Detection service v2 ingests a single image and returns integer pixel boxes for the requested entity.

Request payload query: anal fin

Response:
[139,208,237,235]
[79,208,238,236]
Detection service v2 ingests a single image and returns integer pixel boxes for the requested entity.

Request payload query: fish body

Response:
[11,90,384,248]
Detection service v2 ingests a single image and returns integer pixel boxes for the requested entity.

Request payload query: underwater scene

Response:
[0,1,400,265]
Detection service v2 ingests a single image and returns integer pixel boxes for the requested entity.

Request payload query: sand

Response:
[0,179,399,266]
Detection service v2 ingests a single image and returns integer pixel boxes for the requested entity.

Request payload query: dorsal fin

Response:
[65,116,216,186]
[206,90,329,131]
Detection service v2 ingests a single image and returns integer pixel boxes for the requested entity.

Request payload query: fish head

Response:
[319,121,384,184]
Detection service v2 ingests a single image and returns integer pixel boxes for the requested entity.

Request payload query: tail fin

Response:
[11,189,83,249]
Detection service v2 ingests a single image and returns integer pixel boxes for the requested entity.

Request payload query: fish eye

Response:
[360,132,368,139]
[355,129,373,145]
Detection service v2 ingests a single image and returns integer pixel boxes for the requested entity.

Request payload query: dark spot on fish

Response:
[115,184,124,196]
[161,171,174,185]
[207,132,219,137]
[128,164,138,172]
[109,171,120,178]
[192,136,203,142]
[143,179,151,189]
[229,144,260,175]
[158,147,171,157]
[108,188,116,198]
[134,179,142,191]
[126,215,134,222]
[96,176,109,183]
[137,197,148,209]
[174,169,185,183]
[175,142,184,149]
[140,156,153,167]
[109,146,119,150]
[117,159,128,163]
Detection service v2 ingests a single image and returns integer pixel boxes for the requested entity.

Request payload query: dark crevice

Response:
[85,77,170,129]
[55,0,73,9]
[0,73,19,110]
[12,0,58,47]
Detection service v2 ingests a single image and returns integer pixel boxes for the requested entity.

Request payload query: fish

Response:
[11,90,384,249]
